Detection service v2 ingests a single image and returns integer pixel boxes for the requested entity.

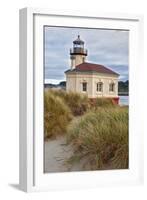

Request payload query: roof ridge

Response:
[77,62,105,66]
[73,62,119,76]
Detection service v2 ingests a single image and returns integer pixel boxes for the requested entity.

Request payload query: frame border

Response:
[19,7,144,192]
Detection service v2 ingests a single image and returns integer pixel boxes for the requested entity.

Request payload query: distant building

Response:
[65,35,119,103]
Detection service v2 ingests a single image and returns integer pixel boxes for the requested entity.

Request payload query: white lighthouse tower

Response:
[70,35,88,69]
[65,35,119,104]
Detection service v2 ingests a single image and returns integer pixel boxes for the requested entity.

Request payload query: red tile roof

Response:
[65,62,119,76]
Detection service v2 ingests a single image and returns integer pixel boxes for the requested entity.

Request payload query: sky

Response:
[44,26,129,84]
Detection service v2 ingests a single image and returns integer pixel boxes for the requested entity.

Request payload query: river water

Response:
[119,96,129,106]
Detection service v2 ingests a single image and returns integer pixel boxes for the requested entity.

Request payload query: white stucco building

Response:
[65,35,119,103]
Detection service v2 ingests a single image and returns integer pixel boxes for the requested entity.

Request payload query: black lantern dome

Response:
[73,35,84,45]
[70,35,87,56]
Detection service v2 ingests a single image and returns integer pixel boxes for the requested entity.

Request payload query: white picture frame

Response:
[19,7,144,192]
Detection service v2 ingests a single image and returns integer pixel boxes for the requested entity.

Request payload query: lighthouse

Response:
[65,35,119,104]
[70,35,87,69]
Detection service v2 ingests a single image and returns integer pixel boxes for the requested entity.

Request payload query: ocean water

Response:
[119,96,129,106]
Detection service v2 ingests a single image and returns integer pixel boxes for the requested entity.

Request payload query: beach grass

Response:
[46,89,89,116]
[90,97,115,108]
[44,90,73,139]
[44,89,128,170]
[67,106,128,170]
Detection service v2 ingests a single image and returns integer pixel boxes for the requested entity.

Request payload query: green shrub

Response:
[44,91,73,139]
[47,89,89,116]
[67,107,128,170]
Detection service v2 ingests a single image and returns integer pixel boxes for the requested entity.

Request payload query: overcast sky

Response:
[44,26,129,84]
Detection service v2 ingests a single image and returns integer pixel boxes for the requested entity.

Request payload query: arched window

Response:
[109,83,115,92]
[82,82,87,92]
[97,82,103,92]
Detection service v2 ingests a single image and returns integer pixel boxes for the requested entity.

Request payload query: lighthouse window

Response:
[82,82,87,92]
[82,57,85,63]
[109,83,115,92]
[97,82,103,92]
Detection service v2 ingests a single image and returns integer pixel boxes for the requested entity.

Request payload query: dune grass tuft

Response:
[44,91,73,139]
[47,89,89,116]
[67,106,128,170]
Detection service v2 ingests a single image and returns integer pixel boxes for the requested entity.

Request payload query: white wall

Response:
[66,73,118,98]
[0,0,147,199]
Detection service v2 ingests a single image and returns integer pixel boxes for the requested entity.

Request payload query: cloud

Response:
[44,26,129,82]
